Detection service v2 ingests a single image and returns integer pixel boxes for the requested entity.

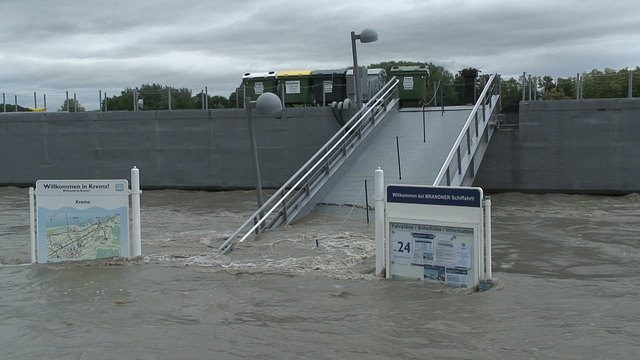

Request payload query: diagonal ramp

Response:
[220,75,500,253]
[320,107,476,208]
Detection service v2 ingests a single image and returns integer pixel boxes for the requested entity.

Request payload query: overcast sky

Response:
[1,0,638,110]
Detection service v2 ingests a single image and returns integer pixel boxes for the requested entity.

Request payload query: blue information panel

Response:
[387,185,481,208]
[385,185,484,289]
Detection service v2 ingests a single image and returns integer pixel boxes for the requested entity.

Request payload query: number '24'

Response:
[396,241,410,253]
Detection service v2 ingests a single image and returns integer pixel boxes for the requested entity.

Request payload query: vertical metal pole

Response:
[576,73,580,100]
[246,97,264,210]
[205,86,209,109]
[73,93,77,112]
[522,72,526,101]
[2,93,5,112]
[281,82,286,108]
[29,187,36,263]
[374,167,385,277]
[497,75,502,109]
[484,196,492,281]
[66,91,69,111]
[168,88,172,111]
[433,81,437,106]
[43,94,46,109]
[131,167,142,258]
[396,136,402,180]
[322,83,326,107]
[422,104,426,142]
[364,180,370,224]
[351,31,361,109]
[34,92,37,108]
[528,75,532,100]
[629,72,633,98]
[440,84,444,116]
[201,91,205,109]
[104,92,108,112]
[133,88,138,111]
[532,77,537,101]
[14,95,18,112]
[99,90,102,112]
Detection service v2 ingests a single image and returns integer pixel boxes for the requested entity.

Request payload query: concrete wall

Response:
[0,108,344,189]
[474,98,640,193]
[3,98,639,193]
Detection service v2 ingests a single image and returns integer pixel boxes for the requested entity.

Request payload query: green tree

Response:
[104,88,134,111]
[583,68,627,99]
[500,77,523,105]
[59,98,85,112]
[103,84,198,111]
[171,88,193,109]
[0,104,29,112]
[228,87,243,108]
[555,77,577,99]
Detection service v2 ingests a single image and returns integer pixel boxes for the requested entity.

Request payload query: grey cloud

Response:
[1,0,639,109]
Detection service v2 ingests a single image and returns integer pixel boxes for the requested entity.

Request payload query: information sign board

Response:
[403,76,414,91]
[254,82,264,95]
[323,80,333,94]
[285,80,301,94]
[386,185,484,288]
[35,180,130,263]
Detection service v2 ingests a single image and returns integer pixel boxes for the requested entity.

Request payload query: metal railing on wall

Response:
[218,77,400,254]
[433,74,500,187]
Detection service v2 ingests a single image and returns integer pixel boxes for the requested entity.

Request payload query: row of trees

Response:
[2,65,638,112]
[499,67,640,104]
[102,83,231,111]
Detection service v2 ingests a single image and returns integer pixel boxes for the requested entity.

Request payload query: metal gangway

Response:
[220,74,501,253]
[219,77,402,253]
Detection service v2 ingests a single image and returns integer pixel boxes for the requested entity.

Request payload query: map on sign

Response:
[44,208,125,260]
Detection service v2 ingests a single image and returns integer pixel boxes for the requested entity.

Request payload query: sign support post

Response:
[374,168,385,276]
[131,167,142,258]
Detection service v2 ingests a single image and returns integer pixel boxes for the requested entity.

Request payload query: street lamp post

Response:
[245,92,283,210]
[350,28,378,109]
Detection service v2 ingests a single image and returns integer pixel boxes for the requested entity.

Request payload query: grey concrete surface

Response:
[0,108,345,189]
[2,98,639,193]
[474,98,640,193]
[320,107,474,208]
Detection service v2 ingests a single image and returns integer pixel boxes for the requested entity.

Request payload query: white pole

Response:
[374,167,385,277]
[484,196,492,280]
[29,187,37,263]
[131,167,142,257]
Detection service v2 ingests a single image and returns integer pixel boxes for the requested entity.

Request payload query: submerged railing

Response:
[219,77,400,254]
[433,74,500,187]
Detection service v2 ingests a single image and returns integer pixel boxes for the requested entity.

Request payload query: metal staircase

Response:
[433,74,501,186]
[219,77,400,254]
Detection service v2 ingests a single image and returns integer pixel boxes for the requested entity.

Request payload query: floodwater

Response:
[1,187,639,359]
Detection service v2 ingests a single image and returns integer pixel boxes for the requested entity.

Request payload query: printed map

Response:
[46,212,122,260]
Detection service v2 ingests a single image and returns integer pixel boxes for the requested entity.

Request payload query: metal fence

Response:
[0,86,230,113]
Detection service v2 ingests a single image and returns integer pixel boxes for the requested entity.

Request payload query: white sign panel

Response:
[285,80,301,94]
[254,82,264,95]
[403,76,414,91]
[386,185,483,289]
[35,180,130,263]
[323,81,333,94]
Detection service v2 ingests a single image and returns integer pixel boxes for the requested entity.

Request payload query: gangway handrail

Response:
[433,74,500,186]
[219,77,400,253]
